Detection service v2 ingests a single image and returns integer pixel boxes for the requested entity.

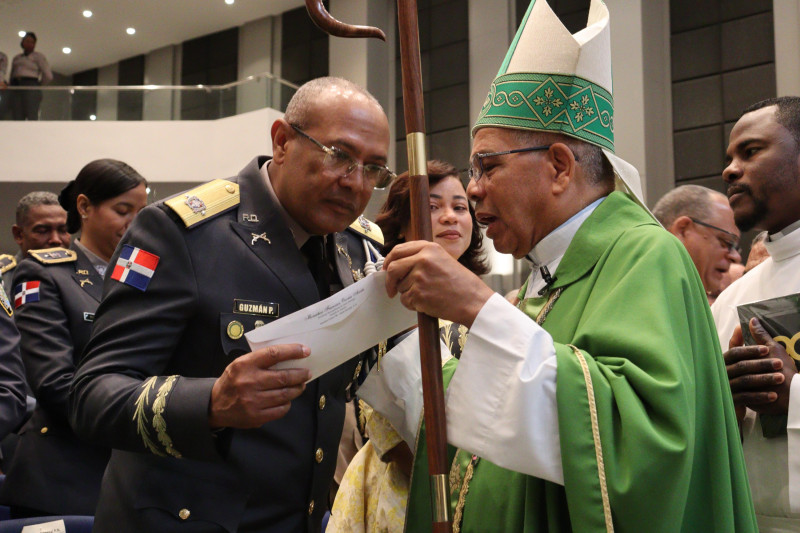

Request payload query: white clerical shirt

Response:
[711,219,800,531]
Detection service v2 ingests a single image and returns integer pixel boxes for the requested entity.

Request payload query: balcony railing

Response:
[0,71,299,121]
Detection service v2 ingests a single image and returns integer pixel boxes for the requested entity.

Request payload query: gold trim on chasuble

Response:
[568,343,614,532]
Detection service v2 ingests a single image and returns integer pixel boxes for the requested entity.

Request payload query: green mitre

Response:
[473,0,615,153]
[473,0,655,213]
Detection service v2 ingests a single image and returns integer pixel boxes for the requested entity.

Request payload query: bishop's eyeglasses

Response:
[291,124,396,190]
[467,145,552,183]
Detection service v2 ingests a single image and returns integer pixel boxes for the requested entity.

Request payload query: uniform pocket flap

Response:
[134,459,249,532]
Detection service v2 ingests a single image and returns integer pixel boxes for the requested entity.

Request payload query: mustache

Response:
[327,197,358,211]
[727,183,752,198]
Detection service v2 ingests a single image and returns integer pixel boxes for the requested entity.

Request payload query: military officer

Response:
[2,191,69,293]
[0,160,148,517]
[70,77,391,533]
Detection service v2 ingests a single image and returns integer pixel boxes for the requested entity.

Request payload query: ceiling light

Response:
[18,31,25,38]
[62,47,72,54]
[89,114,97,121]
[225,0,235,4]
[126,27,136,35]
[83,10,92,18]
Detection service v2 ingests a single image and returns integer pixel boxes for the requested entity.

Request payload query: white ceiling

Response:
[0,0,304,76]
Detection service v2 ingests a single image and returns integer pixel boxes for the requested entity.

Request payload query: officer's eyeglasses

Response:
[290,124,396,190]
[689,217,740,254]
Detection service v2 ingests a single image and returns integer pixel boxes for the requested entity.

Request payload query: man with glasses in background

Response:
[70,77,391,533]
[653,185,742,303]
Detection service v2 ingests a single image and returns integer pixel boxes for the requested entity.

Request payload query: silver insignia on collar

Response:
[251,232,271,246]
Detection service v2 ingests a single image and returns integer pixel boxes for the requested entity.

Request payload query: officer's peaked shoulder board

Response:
[348,215,384,246]
[29,247,77,265]
[0,254,16,274]
[0,284,12,317]
[165,179,241,228]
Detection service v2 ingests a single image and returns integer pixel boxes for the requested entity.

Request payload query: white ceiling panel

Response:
[0,0,304,76]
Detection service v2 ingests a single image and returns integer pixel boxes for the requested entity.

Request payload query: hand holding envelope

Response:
[245,271,418,381]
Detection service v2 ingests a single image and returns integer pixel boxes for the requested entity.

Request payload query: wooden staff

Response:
[305,1,452,531]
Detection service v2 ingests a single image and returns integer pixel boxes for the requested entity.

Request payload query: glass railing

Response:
[0,71,299,121]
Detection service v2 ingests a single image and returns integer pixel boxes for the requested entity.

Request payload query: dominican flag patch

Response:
[14,281,41,308]
[111,245,160,292]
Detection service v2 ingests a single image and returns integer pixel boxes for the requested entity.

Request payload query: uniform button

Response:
[308,500,315,515]
[40,427,48,434]
[254,320,265,328]
[179,508,190,520]
[225,184,236,194]
[315,448,324,463]
[318,395,326,410]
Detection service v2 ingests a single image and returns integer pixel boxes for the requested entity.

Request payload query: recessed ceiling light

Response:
[62,47,72,54]
[83,10,92,18]
[18,31,25,38]
[225,0,235,4]
[126,27,136,35]
[89,114,97,121]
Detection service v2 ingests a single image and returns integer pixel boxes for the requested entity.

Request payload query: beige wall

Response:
[774,0,800,96]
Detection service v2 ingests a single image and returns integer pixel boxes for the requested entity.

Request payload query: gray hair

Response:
[284,77,382,129]
[511,129,612,186]
[652,185,725,228]
[16,191,61,226]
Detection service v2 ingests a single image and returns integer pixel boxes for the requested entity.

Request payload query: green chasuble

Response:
[406,192,757,532]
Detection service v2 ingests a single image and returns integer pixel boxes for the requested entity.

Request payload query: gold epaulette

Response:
[165,179,240,228]
[0,254,16,274]
[348,215,384,246]
[0,284,11,317]
[29,247,77,264]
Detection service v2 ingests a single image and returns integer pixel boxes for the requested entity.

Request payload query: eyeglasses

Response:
[290,124,396,190]
[467,145,552,183]
[689,217,740,254]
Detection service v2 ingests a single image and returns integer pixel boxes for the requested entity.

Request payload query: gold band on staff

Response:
[430,473,450,522]
[407,132,428,177]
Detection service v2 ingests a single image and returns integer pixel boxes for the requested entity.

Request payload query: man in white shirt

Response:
[9,32,52,121]
[712,96,800,532]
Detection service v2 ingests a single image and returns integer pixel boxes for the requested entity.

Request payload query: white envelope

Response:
[245,271,417,380]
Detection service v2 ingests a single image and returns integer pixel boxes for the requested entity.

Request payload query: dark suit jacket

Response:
[0,286,27,441]
[70,157,376,533]
[0,243,110,515]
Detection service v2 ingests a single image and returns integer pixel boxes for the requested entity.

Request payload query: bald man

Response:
[653,185,741,301]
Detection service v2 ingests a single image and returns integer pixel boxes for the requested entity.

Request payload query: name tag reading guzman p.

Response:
[233,299,279,318]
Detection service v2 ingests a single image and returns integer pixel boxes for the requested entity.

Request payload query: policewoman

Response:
[0,159,148,517]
